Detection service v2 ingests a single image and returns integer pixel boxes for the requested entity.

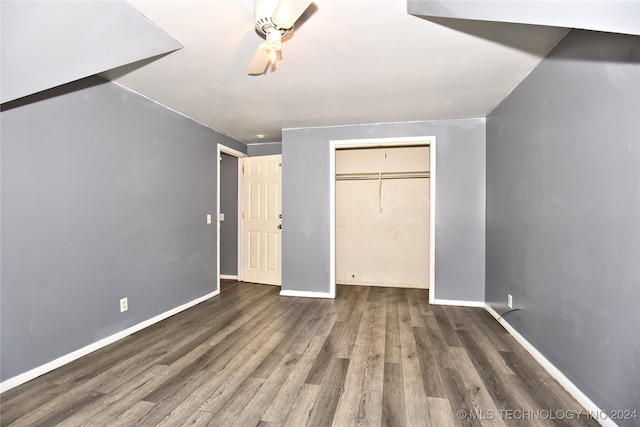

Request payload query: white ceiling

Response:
[103,0,568,144]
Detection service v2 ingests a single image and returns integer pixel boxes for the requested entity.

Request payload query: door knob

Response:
[277,224,282,229]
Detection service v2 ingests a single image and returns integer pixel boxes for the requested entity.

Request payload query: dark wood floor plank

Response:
[332,298,377,426]
[306,357,350,427]
[282,383,321,427]
[76,365,168,425]
[261,333,329,423]
[140,342,218,403]
[220,279,241,292]
[8,390,104,427]
[413,325,447,398]
[156,284,281,367]
[207,376,265,427]
[92,337,172,394]
[230,352,300,427]
[382,361,406,427]
[176,409,216,427]
[134,368,213,426]
[1,284,599,427]
[366,288,388,392]
[261,295,344,423]
[424,311,482,427]
[398,302,432,426]
[56,364,167,427]
[335,286,370,359]
[304,320,347,385]
[0,381,61,425]
[417,287,432,315]
[5,344,170,427]
[36,333,154,388]
[448,346,507,427]
[361,388,384,426]
[251,299,317,379]
[288,299,333,355]
[386,287,408,305]
[406,288,429,327]
[384,291,402,364]
[445,305,470,331]
[199,333,287,414]
[109,400,156,427]
[461,320,516,379]
[336,285,360,322]
[455,329,543,427]
[142,294,299,403]
[428,397,457,427]
[432,304,462,347]
[500,351,600,427]
[502,342,599,426]
[465,308,513,353]
[145,281,271,343]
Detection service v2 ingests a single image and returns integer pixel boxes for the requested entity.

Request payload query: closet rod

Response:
[336,171,430,181]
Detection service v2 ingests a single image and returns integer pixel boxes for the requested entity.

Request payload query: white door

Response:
[242,155,282,286]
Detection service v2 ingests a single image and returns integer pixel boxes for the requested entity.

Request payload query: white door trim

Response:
[217,144,246,293]
[329,136,436,303]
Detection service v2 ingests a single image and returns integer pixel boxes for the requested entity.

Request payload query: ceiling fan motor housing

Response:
[254,0,293,36]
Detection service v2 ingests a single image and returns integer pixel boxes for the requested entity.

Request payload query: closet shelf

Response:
[336,171,430,181]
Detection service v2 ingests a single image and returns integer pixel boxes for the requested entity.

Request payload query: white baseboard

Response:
[280,289,335,299]
[220,274,238,280]
[432,298,485,307]
[337,281,428,289]
[483,304,616,427]
[0,289,220,394]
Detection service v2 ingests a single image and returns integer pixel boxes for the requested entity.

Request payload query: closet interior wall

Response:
[335,146,430,288]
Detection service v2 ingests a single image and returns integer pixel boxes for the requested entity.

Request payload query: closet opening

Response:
[329,137,436,303]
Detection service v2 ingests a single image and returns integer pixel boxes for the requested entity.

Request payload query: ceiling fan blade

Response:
[271,0,312,29]
[247,45,271,75]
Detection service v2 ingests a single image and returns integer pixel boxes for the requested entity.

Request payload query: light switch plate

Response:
[207,214,212,224]
[219,213,225,221]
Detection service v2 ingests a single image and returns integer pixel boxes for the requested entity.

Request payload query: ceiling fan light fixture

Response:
[269,49,278,64]
[265,26,282,51]
[248,0,313,76]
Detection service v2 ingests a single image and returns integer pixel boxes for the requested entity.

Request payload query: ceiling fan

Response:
[247,0,313,75]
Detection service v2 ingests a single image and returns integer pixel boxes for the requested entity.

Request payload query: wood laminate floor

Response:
[1,281,599,427]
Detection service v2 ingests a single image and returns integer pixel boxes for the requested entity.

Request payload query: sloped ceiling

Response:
[409,0,640,36]
[102,0,569,144]
[0,1,182,104]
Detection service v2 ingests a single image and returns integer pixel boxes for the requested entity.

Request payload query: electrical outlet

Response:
[120,297,128,313]
[507,294,513,309]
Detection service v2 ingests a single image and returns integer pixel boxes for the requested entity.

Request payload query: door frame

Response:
[329,136,437,303]
[217,144,246,292]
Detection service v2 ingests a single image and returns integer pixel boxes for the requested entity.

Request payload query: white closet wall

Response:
[336,146,430,288]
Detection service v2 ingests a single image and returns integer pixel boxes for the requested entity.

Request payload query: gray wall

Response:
[282,119,486,301]
[220,153,239,276]
[486,29,639,423]
[0,76,244,382]
[247,142,282,156]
